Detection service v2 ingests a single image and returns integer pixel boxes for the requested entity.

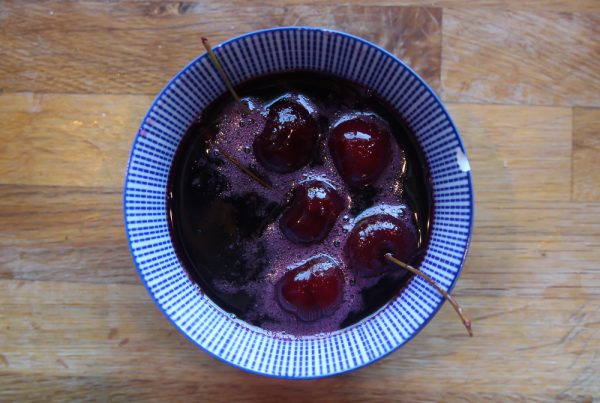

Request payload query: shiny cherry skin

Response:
[253,96,319,173]
[279,180,345,245]
[276,255,345,322]
[328,114,392,188]
[345,213,419,277]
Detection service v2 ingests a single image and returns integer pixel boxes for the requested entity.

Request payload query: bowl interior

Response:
[124,27,474,378]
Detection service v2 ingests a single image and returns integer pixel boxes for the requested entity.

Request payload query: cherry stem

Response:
[384,253,473,337]
[202,126,272,189]
[202,37,251,114]
[215,145,272,190]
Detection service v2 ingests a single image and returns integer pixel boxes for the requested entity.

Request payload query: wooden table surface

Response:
[1,1,599,401]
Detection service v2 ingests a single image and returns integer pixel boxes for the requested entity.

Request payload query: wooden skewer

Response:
[384,253,473,337]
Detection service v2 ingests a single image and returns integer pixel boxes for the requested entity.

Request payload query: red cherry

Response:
[253,96,319,173]
[279,180,345,245]
[345,213,419,277]
[276,255,345,322]
[328,114,392,188]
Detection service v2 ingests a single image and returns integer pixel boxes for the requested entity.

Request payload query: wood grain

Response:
[573,108,600,201]
[1,279,598,400]
[0,93,152,188]
[5,373,596,403]
[465,201,600,299]
[38,0,600,12]
[1,1,600,401]
[442,9,600,107]
[0,185,135,284]
[448,104,571,202]
[0,2,441,94]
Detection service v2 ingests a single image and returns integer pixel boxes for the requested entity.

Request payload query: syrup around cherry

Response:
[167,71,431,336]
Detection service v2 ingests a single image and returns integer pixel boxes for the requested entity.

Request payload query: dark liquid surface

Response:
[167,71,432,336]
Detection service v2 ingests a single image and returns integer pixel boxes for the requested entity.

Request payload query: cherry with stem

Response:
[384,253,473,337]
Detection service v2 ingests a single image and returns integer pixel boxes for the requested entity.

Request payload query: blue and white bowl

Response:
[124,27,474,378]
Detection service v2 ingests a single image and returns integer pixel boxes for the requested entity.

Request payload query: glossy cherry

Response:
[276,255,345,322]
[328,114,392,188]
[345,213,419,277]
[253,96,319,173]
[279,180,345,245]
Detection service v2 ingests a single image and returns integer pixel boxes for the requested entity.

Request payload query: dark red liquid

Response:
[167,71,431,336]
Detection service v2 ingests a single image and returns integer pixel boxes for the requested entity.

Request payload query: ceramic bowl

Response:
[124,27,474,378]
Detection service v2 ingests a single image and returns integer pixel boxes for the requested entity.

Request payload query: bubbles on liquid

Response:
[333,240,341,247]
[212,149,220,157]
[243,145,251,154]
[349,278,356,286]
[343,215,349,222]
